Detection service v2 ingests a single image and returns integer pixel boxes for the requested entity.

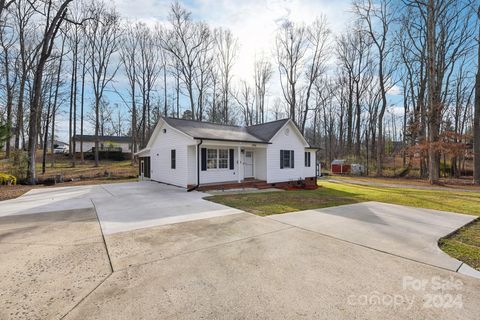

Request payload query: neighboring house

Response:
[135,117,319,189]
[47,139,69,150]
[72,135,132,154]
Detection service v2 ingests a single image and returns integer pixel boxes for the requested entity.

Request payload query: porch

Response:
[188,141,268,187]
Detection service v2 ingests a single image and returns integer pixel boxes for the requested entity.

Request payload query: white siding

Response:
[266,122,308,183]
[187,145,197,185]
[254,148,267,180]
[199,146,239,184]
[149,122,192,188]
[75,141,95,153]
[303,150,317,178]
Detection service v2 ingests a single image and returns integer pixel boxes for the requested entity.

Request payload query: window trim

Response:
[206,148,230,170]
[280,150,295,169]
[305,151,311,167]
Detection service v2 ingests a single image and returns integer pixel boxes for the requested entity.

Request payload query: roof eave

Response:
[193,137,271,144]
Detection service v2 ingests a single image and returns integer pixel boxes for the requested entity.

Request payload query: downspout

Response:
[187,139,203,192]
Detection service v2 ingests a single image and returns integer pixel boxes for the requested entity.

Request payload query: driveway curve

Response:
[268,201,480,278]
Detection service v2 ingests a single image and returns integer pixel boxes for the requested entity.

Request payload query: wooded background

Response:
[0,0,479,185]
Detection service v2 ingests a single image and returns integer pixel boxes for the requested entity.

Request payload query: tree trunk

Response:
[27,63,47,184]
[80,46,86,163]
[42,86,53,175]
[94,96,100,167]
[15,76,26,149]
[474,7,480,184]
[427,0,440,184]
[355,80,361,159]
[376,65,387,176]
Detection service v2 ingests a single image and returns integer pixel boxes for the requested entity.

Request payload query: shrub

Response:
[10,150,28,180]
[0,172,16,185]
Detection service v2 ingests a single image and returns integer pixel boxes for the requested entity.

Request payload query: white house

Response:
[73,135,132,154]
[136,117,318,190]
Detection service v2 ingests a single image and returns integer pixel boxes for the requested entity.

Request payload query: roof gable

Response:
[268,120,310,147]
[246,119,289,142]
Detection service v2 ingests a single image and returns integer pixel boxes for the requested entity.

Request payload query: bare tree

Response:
[50,30,67,168]
[353,0,395,176]
[162,2,211,120]
[474,6,480,184]
[120,21,139,163]
[300,16,330,134]
[0,12,18,158]
[85,1,120,166]
[13,0,36,150]
[404,0,476,183]
[215,27,237,123]
[336,33,356,154]
[276,20,307,124]
[233,80,255,126]
[26,0,76,184]
[136,22,162,146]
[0,0,14,19]
[254,55,273,124]
[193,26,214,121]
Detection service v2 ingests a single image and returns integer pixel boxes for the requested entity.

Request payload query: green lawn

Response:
[206,180,480,271]
[206,181,480,216]
[439,219,480,271]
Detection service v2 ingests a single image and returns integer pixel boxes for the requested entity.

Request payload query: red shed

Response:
[331,159,351,174]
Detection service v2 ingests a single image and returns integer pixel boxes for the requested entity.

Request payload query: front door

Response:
[244,151,254,178]
[140,160,145,179]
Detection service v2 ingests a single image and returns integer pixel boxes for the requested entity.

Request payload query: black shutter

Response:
[291,150,294,168]
[171,150,176,169]
[201,148,207,171]
[280,150,284,169]
[304,152,307,167]
[229,149,234,170]
[147,157,151,178]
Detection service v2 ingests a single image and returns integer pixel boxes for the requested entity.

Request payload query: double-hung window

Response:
[280,150,294,169]
[207,149,218,169]
[305,151,311,167]
[218,149,229,169]
[207,148,229,169]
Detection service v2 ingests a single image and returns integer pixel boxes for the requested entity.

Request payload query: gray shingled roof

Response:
[163,117,271,143]
[73,135,131,143]
[246,119,289,141]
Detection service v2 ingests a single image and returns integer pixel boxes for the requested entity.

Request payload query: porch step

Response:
[196,178,318,192]
[197,180,267,192]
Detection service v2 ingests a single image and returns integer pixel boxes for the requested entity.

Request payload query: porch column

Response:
[237,146,242,183]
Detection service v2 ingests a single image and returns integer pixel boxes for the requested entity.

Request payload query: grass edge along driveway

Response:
[206,181,480,271]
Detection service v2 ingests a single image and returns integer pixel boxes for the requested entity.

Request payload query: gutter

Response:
[187,139,203,192]
[192,137,270,144]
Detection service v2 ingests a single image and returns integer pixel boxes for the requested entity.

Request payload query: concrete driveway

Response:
[1,183,480,319]
[269,202,479,277]
[66,213,480,320]
[0,181,242,234]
